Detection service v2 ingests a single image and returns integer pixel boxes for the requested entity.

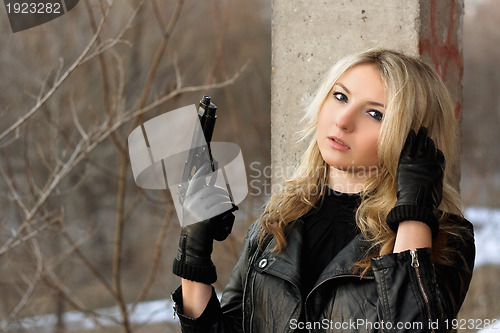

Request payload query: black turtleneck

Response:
[300,186,361,298]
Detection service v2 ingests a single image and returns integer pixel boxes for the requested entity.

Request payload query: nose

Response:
[335,106,356,133]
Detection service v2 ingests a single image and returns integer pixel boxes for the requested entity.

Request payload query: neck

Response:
[327,166,368,194]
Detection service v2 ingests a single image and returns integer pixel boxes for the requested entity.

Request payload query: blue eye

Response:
[367,110,383,121]
[333,92,348,103]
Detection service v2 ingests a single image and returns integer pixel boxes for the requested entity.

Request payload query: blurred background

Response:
[0,0,498,332]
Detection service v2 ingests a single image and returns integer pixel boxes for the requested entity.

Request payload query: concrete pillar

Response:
[271,0,463,185]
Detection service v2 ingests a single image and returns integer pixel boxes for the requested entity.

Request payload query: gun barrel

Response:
[198,96,209,126]
[203,103,217,143]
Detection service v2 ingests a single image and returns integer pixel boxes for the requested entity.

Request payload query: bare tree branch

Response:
[0,1,113,144]
[0,63,248,259]
[0,1,260,329]
[131,193,174,311]
[0,239,43,331]
[0,160,29,217]
[70,93,89,141]
[43,268,121,328]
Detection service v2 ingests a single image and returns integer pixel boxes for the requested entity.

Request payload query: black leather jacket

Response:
[172,216,475,332]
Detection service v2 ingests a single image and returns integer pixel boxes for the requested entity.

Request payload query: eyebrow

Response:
[334,82,385,108]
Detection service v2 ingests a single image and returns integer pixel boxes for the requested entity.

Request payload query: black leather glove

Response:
[172,164,238,284]
[386,127,445,238]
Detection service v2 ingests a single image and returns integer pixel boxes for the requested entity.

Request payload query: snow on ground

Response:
[5,299,179,331]
[464,206,500,267]
[465,207,500,333]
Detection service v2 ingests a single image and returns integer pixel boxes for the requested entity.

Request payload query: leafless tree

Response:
[0,0,270,331]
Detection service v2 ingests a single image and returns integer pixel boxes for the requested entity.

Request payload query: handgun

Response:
[177,96,218,205]
[177,96,238,233]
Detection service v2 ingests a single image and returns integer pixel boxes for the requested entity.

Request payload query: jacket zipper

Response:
[244,246,261,333]
[410,249,434,332]
[304,274,374,333]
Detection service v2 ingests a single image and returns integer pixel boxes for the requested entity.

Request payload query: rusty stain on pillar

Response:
[419,0,464,189]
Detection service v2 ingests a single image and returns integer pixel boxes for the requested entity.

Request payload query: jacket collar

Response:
[258,220,374,290]
[256,221,304,289]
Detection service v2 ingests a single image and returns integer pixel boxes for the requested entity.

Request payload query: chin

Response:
[322,157,353,170]
[327,161,379,174]
[328,164,357,172]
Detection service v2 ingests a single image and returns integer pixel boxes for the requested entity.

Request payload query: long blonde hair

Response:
[258,49,466,273]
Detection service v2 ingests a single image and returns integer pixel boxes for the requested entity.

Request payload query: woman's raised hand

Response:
[173,163,238,284]
[386,127,445,238]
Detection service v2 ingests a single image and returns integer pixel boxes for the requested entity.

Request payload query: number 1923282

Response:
[5,2,62,14]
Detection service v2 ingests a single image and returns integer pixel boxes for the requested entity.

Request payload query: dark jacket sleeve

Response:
[171,222,260,332]
[370,217,475,332]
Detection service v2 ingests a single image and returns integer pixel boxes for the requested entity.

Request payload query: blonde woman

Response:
[171,49,475,332]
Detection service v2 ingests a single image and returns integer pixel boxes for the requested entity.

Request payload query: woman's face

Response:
[316,64,386,173]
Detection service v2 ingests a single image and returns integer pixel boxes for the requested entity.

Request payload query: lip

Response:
[327,135,350,151]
